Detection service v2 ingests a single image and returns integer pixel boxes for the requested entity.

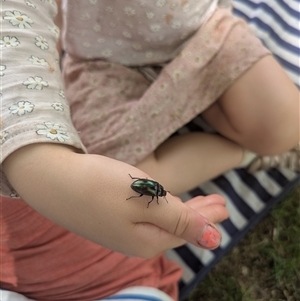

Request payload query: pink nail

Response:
[198,224,221,249]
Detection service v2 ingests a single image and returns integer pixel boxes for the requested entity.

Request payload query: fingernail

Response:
[198,224,221,249]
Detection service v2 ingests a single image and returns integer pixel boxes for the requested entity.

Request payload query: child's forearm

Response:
[3,143,226,257]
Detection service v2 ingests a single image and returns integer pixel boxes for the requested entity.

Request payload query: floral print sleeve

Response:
[0,0,86,197]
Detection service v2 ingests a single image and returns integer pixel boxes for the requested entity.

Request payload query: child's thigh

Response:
[203,55,299,155]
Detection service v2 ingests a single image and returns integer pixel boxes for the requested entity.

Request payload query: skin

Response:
[3,143,229,258]
[202,55,300,155]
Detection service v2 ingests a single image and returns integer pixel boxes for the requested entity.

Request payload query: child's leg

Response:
[136,132,244,196]
[202,55,300,156]
[137,55,299,195]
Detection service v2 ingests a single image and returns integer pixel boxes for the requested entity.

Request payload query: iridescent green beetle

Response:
[126,174,169,208]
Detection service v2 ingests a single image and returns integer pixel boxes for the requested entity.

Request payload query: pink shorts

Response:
[1,196,182,300]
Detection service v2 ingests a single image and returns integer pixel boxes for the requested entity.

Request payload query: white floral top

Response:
[62,0,218,65]
[0,0,86,197]
[0,0,225,197]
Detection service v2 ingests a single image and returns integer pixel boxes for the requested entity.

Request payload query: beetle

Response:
[126,174,169,208]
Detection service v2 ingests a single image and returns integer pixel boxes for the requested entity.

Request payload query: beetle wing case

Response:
[127,174,168,207]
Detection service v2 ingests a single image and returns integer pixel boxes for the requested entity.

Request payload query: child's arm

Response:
[1,0,227,257]
[3,143,228,257]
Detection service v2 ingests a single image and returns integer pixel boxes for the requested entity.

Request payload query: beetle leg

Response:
[147,196,155,208]
[156,196,159,205]
[126,194,143,200]
[163,196,168,204]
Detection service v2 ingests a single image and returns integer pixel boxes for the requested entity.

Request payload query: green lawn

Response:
[188,185,300,301]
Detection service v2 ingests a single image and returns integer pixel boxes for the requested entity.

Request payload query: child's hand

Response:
[3,144,228,258]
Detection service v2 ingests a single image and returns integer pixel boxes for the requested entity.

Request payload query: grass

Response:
[188,185,300,301]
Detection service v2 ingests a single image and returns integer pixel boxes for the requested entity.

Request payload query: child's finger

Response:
[134,194,225,252]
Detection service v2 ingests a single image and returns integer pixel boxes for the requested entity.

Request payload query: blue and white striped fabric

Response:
[233,0,299,87]
[167,1,300,300]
